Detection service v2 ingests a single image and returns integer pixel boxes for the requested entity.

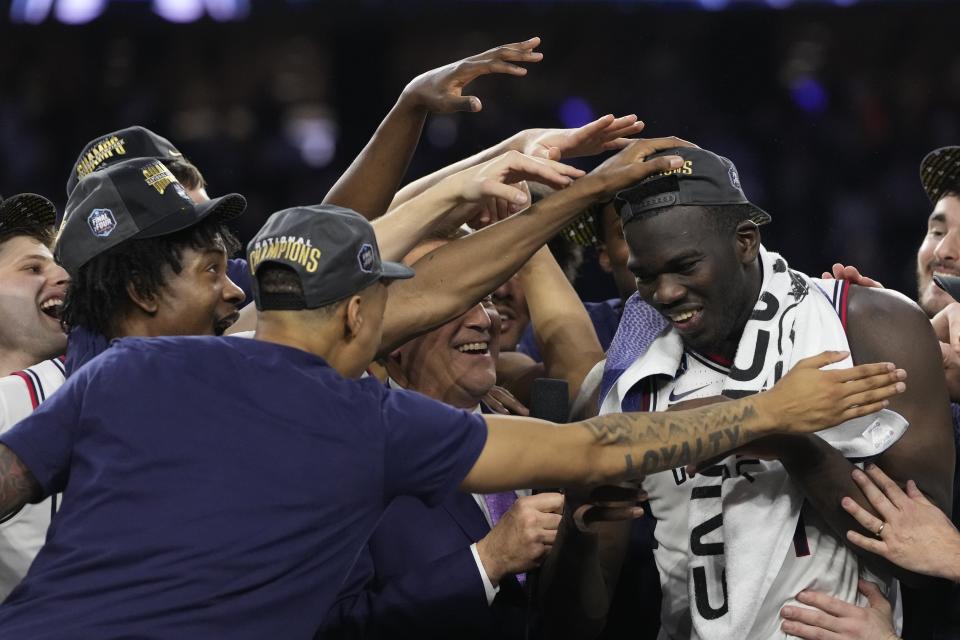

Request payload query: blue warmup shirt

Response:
[0,336,487,638]
[64,258,254,378]
[518,298,623,362]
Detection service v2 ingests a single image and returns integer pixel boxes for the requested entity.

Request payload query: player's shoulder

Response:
[1,358,66,388]
[846,285,931,333]
[845,285,941,372]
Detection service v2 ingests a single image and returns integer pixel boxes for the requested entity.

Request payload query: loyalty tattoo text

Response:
[581,403,759,476]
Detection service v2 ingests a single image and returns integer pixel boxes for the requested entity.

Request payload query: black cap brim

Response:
[934,274,960,303]
[380,261,415,280]
[137,193,246,240]
[0,193,57,231]
[921,146,960,204]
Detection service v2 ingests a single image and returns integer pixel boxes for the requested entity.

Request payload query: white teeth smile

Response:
[669,310,698,323]
[457,342,489,354]
[40,298,63,311]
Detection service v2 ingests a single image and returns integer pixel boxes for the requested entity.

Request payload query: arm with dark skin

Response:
[760,286,954,587]
[512,247,605,401]
[0,444,41,519]
[323,38,543,220]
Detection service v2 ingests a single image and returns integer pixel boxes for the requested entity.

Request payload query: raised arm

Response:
[372,153,582,262]
[461,353,905,493]
[513,246,604,400]
[390,113,645,212]
[378,137,692,355]
[0,444,41,519]
[323,37,543,219]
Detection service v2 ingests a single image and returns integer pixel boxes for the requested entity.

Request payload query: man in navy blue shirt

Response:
[0,186,908,637]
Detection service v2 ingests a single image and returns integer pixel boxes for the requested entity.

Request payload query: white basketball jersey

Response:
[642,350,862,640]
[0,358,66,600]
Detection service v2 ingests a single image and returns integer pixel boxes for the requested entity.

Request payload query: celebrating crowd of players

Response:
[0,37,957,639]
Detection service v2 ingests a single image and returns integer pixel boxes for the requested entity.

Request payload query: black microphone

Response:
[529,378,569,424]
[525,379,569,632]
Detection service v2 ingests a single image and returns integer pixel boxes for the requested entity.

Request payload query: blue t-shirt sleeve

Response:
[227,258,254,310]
[0,367,88,497]
[380,388,487,506]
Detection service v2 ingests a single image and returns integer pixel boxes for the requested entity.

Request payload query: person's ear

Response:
[126,278,159,315]
[344,295,364,339]
[735,221,761,264]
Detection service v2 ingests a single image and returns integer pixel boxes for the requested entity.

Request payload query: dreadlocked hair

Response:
[61,217,240,338]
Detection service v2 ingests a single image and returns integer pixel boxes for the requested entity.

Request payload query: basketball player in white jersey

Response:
[551,147,953,639]
[0,193,69,599]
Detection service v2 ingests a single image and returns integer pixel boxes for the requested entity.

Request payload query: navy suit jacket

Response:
[320,490,529,639]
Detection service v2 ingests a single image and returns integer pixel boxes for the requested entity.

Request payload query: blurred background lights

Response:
[558,97,595,129]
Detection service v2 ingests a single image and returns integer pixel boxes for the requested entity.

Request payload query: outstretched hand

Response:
[840,464,960,582]
[587,137,696,198]
[401,37,543,114]
[442,150,584,228]
[764,351,906,434]
[780,580,899,640]
[516,114,647,161]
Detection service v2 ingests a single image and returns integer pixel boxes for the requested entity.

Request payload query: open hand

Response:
[401,37,543,114]
[840,464,960,582]
[764,351,906,434]
[587,137,697,198]
[516,114,646,161]
[780,580,899,640]
[444,150,584,229]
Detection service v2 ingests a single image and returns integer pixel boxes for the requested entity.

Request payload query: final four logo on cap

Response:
[728,164,741,190]
[87,208,117,237]
[357,243,375,273]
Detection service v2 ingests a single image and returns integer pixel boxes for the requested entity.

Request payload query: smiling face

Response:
[917,194,960,316]
[388,300,501,409]
[623,205,760,357]
[149,235,245,337]
[388,237,501,408]
[0,234,69,363]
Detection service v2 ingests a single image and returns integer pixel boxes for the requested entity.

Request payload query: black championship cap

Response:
[0,193,57,235]
[920,146,960,204]
[614,147,771,227]
[65,126,184,199]
[248,205,414,311]
[55,157,245,274]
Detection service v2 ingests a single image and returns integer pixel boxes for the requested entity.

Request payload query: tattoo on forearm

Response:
[582,402,758,476]
[0,445,39,518]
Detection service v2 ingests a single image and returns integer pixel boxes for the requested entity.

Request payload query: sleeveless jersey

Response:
[0,358,66,600]
[642,349,861,640]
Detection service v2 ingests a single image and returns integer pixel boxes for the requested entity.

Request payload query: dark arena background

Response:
[2,0,958,299]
